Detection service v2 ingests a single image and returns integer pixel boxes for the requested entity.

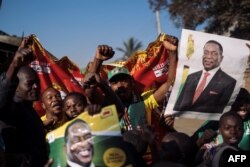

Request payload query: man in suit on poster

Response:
[174,40,236,114]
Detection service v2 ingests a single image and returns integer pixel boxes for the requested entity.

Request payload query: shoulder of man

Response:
[217,69,236,82]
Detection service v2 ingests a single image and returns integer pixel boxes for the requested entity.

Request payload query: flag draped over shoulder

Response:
[28,35,84,116]
[122,33,178,94]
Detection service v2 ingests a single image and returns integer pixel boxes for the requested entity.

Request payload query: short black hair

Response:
[160,132,192,165]
[231,88,250,111]
[219,111,243,128]
[205,40,223,55]
[63,92,87,107]
[41,86,60,100]
[17,66,38,81]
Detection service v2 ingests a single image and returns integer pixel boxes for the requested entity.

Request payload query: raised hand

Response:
[95,45,115,61]
[162,40,177,51]
[163,114,175,129]
[87,45,115,73]
[12,36,34,68]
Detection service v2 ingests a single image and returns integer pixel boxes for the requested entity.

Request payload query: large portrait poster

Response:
[47,105,139,167]
[165,29,250,120]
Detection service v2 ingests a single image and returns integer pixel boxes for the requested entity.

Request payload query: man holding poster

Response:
[174,40,236,114]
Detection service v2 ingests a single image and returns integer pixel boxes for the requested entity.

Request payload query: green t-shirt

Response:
[120,90,159,131]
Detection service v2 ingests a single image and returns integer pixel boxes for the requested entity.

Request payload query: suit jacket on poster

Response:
[174,68,236,113]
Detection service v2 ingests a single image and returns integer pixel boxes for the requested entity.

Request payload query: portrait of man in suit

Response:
[174,40,236,114]
[64,119,95,167]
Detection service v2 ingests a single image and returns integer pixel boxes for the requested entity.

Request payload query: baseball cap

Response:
[108,67,131,81]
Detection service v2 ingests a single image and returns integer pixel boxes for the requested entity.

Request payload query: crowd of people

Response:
[0,35,249,167]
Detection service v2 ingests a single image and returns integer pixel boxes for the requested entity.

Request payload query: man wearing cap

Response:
[83,41,177,131]
[82,42,177,166]
[108,67,149,130]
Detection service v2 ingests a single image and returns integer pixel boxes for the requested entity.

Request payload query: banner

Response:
[28,35,85,116]
[103,33,178,94]
[28,33,178,118]
[57,56,84,87]
[124,33,177,93]
[46,105,140,167]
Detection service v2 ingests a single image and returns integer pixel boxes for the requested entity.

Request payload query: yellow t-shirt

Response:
[41,115,46,122]
[142,90,159,125]
[40,114,67,133]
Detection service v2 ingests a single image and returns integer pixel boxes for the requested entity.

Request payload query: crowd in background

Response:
[0,35,249,167]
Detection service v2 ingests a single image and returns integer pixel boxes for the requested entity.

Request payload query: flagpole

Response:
[155,10,162,35]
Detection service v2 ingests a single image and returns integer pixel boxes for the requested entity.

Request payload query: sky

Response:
[0,0,182,68]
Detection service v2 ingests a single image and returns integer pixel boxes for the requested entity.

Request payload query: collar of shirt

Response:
[203,66,220,78]
[198,66,220,88]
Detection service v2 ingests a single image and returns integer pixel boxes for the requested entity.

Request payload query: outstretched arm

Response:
[6,36,34,81]
[83,45,115,103]
[153,40,178,104]
[87,45,114,73]
[0,36,34,108]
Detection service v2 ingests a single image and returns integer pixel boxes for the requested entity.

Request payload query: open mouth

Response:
[78,148,91,157]
[115,89,129,99]
[71,112,78,118]
[238,110,247,114]
[228,137,238,144]
[52,101,61,109]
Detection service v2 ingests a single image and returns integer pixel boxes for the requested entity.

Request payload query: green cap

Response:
[108,67,131,81]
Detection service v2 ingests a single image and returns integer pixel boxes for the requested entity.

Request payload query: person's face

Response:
[202,43,223,71]
[64,96,85,119]
[109,75,133,102]
[219,116,243,147]
[236,104,250,120]
[42,88,62,115]
[16,72,40,101]
[66,123,93,166]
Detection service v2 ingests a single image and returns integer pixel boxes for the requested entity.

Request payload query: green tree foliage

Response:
[116,37,143,60]
[148,0,250,40]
